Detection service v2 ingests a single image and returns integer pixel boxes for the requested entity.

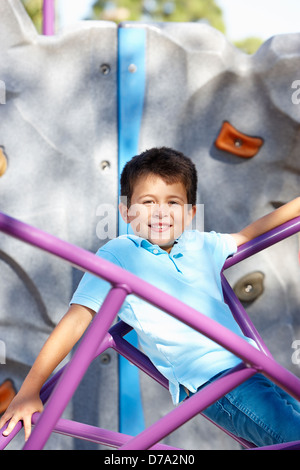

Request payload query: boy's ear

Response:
[119,202,129,223]
[184,204,197,229]
[190,205,197,219]
[187,204,197,222]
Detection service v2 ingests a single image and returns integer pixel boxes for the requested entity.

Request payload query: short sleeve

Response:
[219,233,238,258]
[209,232,237,269]
[70,248,123,313]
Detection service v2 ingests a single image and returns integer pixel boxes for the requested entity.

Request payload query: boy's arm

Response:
[0,303,95,441]
[231,197,300,247]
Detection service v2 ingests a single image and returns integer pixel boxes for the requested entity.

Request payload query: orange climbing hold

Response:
[215,121,264,158]
[0,148,7,177]
[0,380,16,415]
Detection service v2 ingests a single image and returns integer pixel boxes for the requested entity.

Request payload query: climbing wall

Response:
[0,0,119,450]
[0,0,300,449]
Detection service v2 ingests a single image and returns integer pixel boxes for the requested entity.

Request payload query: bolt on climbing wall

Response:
[0,0,300,450]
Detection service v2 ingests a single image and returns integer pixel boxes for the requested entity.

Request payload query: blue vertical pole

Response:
[117,25,146,435]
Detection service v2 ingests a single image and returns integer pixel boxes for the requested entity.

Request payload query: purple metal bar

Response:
[110,328,169,390]
[42,0,55,36]
[224,216,300,269]
[29,413,179,450]
[0,212,300,449]
[39,320,168,407]
[0,212,298,393]
[0,212,298,315]
[46,323,254,449]
[0,421,22,450]
[120,366,257,450]
[109,325,256,448]
[23,286,129,450]
[253,440,300,450]
[221,274,273,357]
[220,217,300,358]
[0,320,166,449]
[0,324,169,450]
[40,332,114,404]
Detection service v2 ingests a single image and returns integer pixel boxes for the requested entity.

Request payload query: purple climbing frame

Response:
[0,212,299,450]
[42,0,55,36]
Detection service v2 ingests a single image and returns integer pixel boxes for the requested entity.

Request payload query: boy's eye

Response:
[141,200,180,206]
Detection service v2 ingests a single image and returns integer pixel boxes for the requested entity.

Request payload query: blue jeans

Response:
[200,372,300,447]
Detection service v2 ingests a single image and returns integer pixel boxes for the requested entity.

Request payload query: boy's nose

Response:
[152,204,170,218]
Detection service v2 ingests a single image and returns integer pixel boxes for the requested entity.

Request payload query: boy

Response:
[1,147,300,446]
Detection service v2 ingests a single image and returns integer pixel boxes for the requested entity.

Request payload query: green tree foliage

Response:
[234,37,264,55]
[21,0,43,33]
[92,0,225,32]
[20,0,263,54]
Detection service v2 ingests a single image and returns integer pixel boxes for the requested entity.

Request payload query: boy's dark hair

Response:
[120,147,198,207]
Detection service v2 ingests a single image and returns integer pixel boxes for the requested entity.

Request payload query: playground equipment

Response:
[1,0,300,449]
[0,212,299,449]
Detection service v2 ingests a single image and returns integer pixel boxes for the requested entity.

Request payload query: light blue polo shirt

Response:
[70,230,257,404]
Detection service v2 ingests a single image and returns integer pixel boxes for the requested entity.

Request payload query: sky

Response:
[57,0,94,26]
[216,0,300,41]
[57,0,300,42]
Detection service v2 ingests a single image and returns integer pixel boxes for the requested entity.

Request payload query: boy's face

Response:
[119,174,196,252]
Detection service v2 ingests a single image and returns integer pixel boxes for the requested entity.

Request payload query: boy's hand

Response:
[0,304,94,444]
[0,392,43,441]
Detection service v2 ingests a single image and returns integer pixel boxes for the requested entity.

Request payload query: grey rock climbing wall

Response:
[0,0,119,450]
[133,21,300,449]
[0,0,300,450]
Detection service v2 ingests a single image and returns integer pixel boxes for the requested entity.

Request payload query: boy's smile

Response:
[119,174,196,252]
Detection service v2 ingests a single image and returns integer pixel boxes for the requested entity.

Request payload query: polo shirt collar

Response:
[120,234,179,255]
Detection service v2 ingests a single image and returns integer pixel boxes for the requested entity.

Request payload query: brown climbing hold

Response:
[215,121,264,158]
[0,148,7,176]
[0,379,16,414]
